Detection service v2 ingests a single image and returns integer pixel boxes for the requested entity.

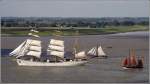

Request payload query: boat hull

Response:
[16,59,87,66]
[122,66,143,69]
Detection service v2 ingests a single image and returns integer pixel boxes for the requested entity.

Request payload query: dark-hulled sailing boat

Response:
[122,49,144,69]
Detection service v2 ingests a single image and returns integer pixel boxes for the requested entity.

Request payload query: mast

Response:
[74,30,79,59]
[26,39,42,58]
[10,28,42,59]
[96,44,99,56]
[47,24,64,61]
[74,30,86,59]
[130,48,137,66]
[74,30,79,53]
[127,49,131,66]
[73,30,78,59]
[47,39,64,59]
[27,28,41,58]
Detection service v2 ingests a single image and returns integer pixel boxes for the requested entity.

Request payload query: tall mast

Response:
[74,30,79,56]
[127,49,131,66]
[96,44,99,56]
[47,24,64,62]
[131,48,137,66]
[74,30,86,60]
[27,27,41,59]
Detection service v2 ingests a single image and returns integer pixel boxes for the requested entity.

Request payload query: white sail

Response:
[16,40,31,58]
[75,51,86,59]
[50,39,64,46]
[26,51,41,58]
[87,47,97,56]
[48,45,64,52]
[29,46,41,52]
[98,46,106,56]
[16,40,29,58]
[9,41,26,56]
[28,39,41,46]
[47,50,64,58]
[15,39,41,58]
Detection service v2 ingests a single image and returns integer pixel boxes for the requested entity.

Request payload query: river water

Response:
[1,31,149,83]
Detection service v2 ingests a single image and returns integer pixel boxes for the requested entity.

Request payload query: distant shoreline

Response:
[1,30,149,37]
[1,25,149,37]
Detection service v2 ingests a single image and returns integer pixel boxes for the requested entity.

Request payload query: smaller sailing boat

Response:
[87,45,107,58]
[122,49,144,69]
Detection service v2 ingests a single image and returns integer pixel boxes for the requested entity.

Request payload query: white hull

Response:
[16,59,87,66]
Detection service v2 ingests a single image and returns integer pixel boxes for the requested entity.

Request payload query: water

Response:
[1,49,12,57]
[1,31,149,83]
[1,57,148,83]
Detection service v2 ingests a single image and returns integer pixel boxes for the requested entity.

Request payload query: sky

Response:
[0,0,149,17]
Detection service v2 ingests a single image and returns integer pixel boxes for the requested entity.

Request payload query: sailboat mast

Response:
[128,49,131,66]
[96,44,99,56]
[52,24,64,62]
[74,30,79,58]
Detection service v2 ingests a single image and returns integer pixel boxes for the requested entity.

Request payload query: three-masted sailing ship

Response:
[9,29,87,66]
[122,49,144,69]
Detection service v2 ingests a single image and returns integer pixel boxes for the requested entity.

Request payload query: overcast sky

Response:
[0,0,149,17]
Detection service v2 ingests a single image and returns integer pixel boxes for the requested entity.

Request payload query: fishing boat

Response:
[122,49,144,69]
[9,29,87,66]
[87,45,107,58]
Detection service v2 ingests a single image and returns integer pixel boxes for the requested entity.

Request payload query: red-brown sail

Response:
[130,49,137,66]
[122,49,144,69]
[122,57,128,67]
[127,56,131,67]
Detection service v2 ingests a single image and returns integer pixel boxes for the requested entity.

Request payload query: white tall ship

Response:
[9,29,87,66]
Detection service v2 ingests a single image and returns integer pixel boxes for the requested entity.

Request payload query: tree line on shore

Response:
[1,17,149,28]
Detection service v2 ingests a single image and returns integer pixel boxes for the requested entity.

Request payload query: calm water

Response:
[1,31,149,83]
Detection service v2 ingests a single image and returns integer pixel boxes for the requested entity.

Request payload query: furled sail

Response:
[98,46,106,56]
[9,41,26,56]
[50,39,64,46]
[75,51,86,59]
[87,47,97,56]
